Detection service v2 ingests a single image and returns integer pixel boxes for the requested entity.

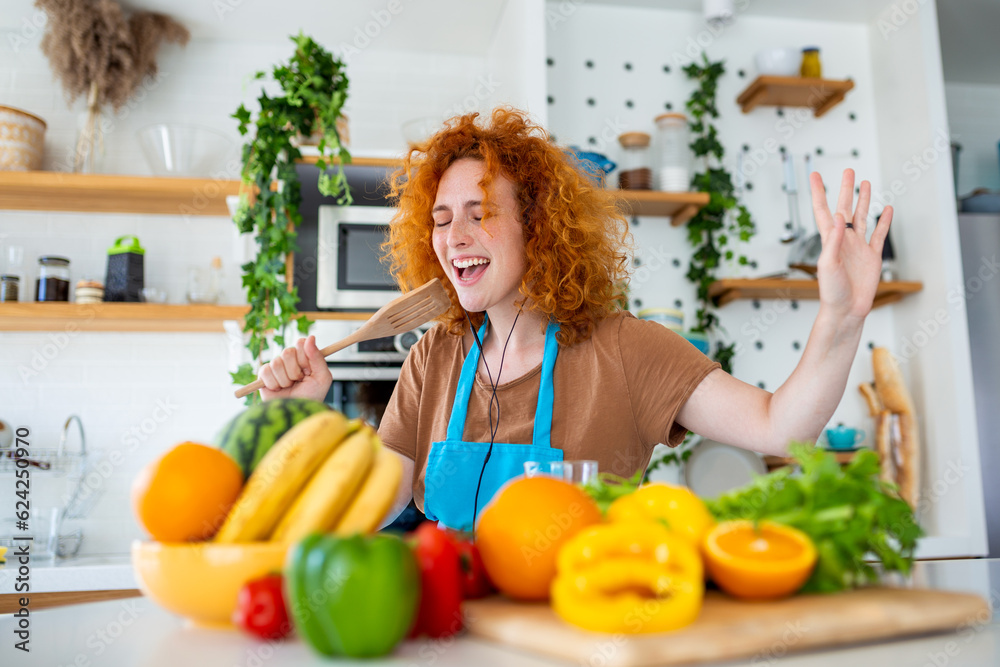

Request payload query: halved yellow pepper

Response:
[551,522,704,634]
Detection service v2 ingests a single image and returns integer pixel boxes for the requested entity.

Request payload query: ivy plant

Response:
[229,33,352,401]
[646,52,757,476]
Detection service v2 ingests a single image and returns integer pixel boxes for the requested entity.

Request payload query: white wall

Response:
[945,82,1000,195]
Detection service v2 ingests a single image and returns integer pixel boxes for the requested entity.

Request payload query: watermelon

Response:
[215,398,330,479]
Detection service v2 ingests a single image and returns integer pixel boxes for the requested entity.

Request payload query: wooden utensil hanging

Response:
[234,278,451,399]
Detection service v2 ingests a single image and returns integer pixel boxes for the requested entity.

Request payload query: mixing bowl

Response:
[131,540,288,626]
[137,124,237,177]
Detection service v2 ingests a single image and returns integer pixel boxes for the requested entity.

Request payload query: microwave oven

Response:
[316,205,401,310]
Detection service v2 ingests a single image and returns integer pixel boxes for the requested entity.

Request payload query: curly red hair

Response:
[383,107,630,346]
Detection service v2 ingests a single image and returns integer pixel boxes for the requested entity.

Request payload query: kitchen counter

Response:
[1,559,997,666]
[0,554,135,595]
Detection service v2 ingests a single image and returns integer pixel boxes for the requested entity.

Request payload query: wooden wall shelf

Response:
[614,190,710,225]
[0,171,244,216]
[764,450,859,470]
[708,278,923,309]
[0,303,373,333]
[736,76,855,118]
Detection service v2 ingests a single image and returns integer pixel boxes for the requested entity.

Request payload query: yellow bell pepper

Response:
[606,483,715,547]
[551,522,704,634]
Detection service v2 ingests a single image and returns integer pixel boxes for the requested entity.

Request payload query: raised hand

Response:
[809,168,893,320]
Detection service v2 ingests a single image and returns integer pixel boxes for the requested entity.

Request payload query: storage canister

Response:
[0,274,19,302]
[617,132,652,190]
[36,256,70,302]
[653,113,691,192]
[800,47,822,78]
[104,236,145,302]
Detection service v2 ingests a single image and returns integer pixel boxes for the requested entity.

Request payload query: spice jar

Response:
[617,132,652,190]
[653,113,691,192]
[36,256,70,302]
[0,275,19,302]
[800,47,822,78]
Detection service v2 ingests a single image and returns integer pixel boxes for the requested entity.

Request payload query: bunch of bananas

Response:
[214,411,402,543]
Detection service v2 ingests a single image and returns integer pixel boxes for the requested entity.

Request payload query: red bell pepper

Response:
[455,538,494,599]
[408,522,464,638]
[233,573,292,641]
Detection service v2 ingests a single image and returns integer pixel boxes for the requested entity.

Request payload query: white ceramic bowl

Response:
[137,124,237,177]
[754,48,801,77]
[0,105,46,171]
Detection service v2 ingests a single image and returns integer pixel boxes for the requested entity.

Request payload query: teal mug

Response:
[824,425,865,450]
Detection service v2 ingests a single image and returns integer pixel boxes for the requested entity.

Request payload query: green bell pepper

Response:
[285,533,420,658]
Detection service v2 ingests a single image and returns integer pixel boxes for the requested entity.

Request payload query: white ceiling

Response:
[936,0,1000,86]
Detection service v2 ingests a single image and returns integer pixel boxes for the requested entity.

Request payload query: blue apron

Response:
[423,318,563,531]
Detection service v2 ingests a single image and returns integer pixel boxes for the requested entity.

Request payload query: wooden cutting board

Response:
[465,588,990,666]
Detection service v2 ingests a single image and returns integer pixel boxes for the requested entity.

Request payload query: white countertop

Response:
[0,554,135,594]
[1,559,997,666]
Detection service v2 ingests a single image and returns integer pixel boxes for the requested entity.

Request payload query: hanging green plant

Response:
[645,52,757,476]
[229,33,352,402]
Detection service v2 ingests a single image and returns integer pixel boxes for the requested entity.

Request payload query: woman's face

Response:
[431,158,527,314]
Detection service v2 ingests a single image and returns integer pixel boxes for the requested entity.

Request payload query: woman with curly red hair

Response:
[258,107,892,532]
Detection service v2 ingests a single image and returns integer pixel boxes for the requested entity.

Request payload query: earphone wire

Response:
[468,307,521,534]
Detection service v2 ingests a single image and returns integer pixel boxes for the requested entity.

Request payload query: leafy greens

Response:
[705,443,923,592]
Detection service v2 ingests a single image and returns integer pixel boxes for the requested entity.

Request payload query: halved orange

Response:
[702,520,817,600]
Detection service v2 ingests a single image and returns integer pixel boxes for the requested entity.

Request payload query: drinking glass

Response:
[523,460,598,486]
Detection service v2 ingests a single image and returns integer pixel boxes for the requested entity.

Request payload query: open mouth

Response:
[453,257,490,282]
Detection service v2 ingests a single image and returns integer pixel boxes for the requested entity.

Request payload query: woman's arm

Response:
[676,169,893,455]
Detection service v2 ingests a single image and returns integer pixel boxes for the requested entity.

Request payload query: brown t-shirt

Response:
[378,311,720,512]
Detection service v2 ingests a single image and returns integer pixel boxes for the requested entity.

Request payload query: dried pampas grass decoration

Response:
[35,0,189,172]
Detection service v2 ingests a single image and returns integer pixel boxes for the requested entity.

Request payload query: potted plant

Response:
[229,33,352,400]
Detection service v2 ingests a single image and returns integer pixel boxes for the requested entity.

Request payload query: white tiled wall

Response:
[945,82,1000,195]
[0,32,492,556]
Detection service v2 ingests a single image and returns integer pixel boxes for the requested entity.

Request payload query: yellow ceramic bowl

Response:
[131,540,289,626]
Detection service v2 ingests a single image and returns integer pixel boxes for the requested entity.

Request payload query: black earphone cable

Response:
[468,307,521,533]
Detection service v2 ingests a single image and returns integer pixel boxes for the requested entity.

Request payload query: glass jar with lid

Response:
[0,274,19,302]
[653,113,691,192]
[617,132,652,190]
[36,256,71,302]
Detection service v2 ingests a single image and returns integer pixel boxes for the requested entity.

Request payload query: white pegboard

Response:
[545,3,897,443]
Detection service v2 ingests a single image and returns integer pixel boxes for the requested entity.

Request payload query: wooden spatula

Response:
[234,278,452,399]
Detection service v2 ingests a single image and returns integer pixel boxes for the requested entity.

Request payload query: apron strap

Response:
[531,321,559,448]
[445,317,490,442]
[444,316,560,447]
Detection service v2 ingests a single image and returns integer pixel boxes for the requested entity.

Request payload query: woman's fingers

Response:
[870,205,894,255]
[280,346,305,382]
[810,171,834,236]
[303,335,328,368]
[835,168,856,223]
[294,337,313,377]
[853,180,872,236]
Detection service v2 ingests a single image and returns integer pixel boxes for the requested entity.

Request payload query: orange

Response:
[475,477,602,601]
[606,483,715,547]
[702,520,817,600]
[131,442,243,542]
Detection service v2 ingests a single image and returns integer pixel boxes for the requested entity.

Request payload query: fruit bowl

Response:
[131,540,289,626]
